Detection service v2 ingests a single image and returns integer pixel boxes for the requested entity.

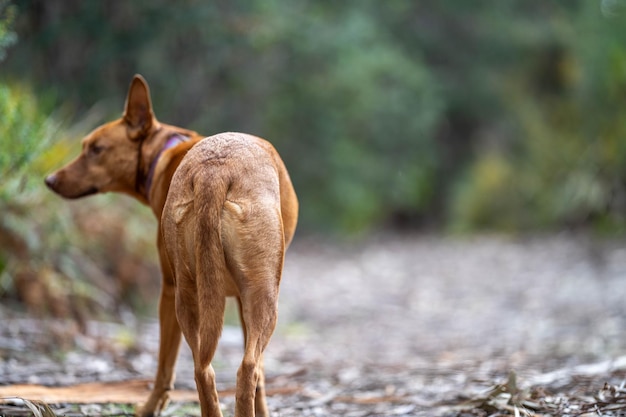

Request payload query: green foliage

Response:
[450,2,626,234]
[0,84,57,187]
[0,81,160,318]
[0,0,17,60]
[6,1,626,234]
[0,82,65,306]
[255,4,443,231]
[451,152,520,232]
[0,83,59,261]
[6,0,445,233]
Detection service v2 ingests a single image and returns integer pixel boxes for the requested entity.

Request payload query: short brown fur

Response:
[45,75,298,417]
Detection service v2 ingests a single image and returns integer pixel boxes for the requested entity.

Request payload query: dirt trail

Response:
[2,234,626,416]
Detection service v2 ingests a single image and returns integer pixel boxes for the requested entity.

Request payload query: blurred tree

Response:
[5,0,626,234]
[6,0,445,232]
[450,1,626,234]
[0,0,16,60]
[251,2,443,231]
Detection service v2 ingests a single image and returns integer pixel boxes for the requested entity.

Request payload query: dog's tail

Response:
[193,176,229,347]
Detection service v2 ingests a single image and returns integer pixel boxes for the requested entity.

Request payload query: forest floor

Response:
[2,233,626,416]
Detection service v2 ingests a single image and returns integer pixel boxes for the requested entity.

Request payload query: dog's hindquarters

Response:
[162,133,287,417]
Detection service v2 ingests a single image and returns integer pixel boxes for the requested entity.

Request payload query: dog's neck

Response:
[142,133,190,202]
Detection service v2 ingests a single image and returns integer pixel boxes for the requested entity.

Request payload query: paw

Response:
[136,393,170,417]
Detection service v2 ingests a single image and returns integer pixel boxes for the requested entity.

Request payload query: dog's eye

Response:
[89,144,105,156]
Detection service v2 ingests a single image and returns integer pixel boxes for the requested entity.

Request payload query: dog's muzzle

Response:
[44,173,98,199]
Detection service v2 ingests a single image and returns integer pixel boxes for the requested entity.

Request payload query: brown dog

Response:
[45,75,298,417]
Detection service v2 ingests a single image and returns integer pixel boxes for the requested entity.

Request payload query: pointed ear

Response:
[123,74,154,136]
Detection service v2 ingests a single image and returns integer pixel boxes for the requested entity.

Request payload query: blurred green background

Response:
[2,0,626,317]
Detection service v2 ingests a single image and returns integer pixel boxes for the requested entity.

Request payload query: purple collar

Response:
[145,133,189,200]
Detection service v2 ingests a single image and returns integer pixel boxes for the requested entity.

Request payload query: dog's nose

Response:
[44,174,57,190]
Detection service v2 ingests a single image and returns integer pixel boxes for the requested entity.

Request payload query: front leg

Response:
[138,239,182,417]
[138,282,182,416]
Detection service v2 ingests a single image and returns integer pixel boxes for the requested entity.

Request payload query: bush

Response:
[448,2,626,234]
[0,83,161,324]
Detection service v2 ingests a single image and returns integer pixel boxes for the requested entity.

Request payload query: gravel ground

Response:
[2,233,626,416]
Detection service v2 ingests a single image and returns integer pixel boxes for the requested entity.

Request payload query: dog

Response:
[45,74,298,417]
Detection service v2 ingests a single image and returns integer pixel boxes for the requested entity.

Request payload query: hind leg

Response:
[236,298,269,417]
[175,278,225,417]
[234,285,279,417]
[255,354,269,417]
[222,201,284,416]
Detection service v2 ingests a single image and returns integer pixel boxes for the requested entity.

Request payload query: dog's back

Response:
[162,132,296,291]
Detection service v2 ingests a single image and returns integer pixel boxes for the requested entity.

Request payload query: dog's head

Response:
[45,74,158,200]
